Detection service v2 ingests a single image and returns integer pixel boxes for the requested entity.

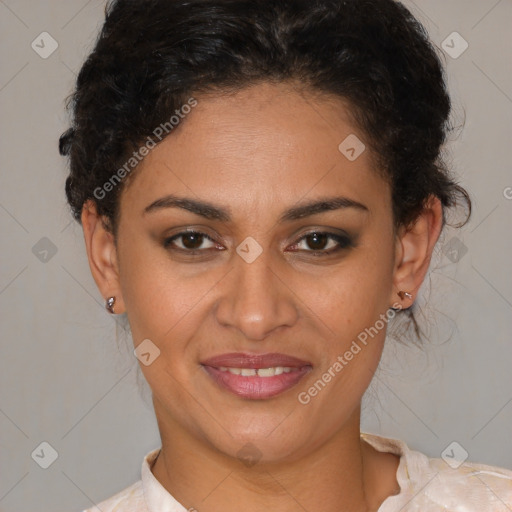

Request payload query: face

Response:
[83,82,438,463]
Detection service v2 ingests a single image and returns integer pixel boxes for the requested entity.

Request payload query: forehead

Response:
[120,82,390,220]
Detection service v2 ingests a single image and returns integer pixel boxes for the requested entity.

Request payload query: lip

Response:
[201,352,313,400]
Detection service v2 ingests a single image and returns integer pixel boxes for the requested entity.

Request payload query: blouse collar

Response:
[141,431,413,511]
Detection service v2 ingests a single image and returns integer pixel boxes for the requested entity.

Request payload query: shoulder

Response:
[361,431,512,511]
[80,447,163,512]
[81,479,147,512]
[422,456,512,511]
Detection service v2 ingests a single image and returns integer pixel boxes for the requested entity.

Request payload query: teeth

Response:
[257,367,279,377]
[217,366,297,377]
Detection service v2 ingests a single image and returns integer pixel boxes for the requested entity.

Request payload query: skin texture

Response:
[81,82,443,512]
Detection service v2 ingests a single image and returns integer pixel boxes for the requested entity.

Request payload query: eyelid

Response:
[287,230,353,255]
[163,227,354,256]
[163,230,218,251]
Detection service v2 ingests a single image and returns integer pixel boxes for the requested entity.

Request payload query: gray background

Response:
[0,1,511,511]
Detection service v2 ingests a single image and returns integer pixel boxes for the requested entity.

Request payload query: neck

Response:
[150,402,399,512]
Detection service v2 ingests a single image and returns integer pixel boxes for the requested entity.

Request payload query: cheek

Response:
[121,267,207,343]
[310,233,395,385]
[116,231,191,341]
[297,264,393,429]
[316,239,394,333]
[118,244,224,373]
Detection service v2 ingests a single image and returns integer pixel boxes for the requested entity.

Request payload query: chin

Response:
[207,422,314,466]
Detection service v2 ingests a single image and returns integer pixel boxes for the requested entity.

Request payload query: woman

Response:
[59,0,512,511]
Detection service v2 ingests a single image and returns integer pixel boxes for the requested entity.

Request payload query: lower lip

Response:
[202,365,312,400]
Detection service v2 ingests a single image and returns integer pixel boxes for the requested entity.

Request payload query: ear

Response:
[390,195,443,309]
[81,199,125,314]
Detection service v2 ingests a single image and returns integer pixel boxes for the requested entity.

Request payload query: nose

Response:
[214,250,299,341]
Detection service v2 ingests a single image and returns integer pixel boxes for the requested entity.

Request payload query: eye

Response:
[163,230,353,257]
[288,231,353,255]
[163,231,218,252]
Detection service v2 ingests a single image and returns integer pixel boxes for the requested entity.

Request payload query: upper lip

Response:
[201,352,312,369]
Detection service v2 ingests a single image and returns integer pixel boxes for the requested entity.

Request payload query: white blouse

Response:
[82,432,512,511]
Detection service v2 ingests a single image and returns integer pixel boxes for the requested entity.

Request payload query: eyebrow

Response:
[143,194,369,222]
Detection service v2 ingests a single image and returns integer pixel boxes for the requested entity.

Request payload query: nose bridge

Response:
[215,244,298,340]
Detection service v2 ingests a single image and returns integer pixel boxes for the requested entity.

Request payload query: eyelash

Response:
[163,230,353,257]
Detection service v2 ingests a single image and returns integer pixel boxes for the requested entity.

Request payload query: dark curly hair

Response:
[59,0,471,343]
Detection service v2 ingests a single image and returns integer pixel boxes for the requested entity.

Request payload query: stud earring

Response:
[390,290,413,311]
[105,296,116,314]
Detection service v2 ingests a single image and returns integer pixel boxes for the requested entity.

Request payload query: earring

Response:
[105,296,116,314]
[390,290,413,311]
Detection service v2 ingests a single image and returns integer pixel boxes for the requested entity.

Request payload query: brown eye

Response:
[164,231,216,252]
[181,232,205,249]
[305,232,329,251]
[290,231,353,255]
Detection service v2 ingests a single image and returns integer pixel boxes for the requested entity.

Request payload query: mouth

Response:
[201,352,313,400]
